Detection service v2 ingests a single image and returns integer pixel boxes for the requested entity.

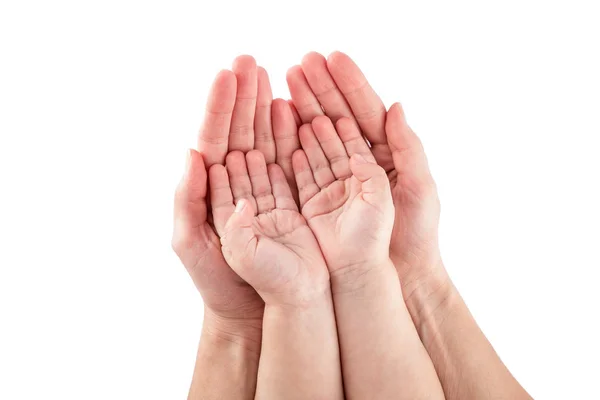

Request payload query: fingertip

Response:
[267,163,287,185]
[298,122,312,139]
[388,102,405,118]
[335,117,354,131]
[286,65,304,83]
[385,102,411,137]
[257,66,268,76]
[225,150,246,167]
[188,148,203,166]
[245,149,266,169]
[266,162,282,176]
[213,69,237,87]
[301,51,326,68]
[311,115,333,130]
[272,97,289,112]
[232,55,257,71]
[350,153,368,165]
[292,148,308,170]
[326,51,350,69]
[297,123,318,149]
[208,162,227,182]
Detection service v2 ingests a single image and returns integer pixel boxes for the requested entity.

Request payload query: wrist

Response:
[329,258,398,295]
[263,284,334,313]
[202,307,263,355]
[400,261,459,336]
[192,310,261,400]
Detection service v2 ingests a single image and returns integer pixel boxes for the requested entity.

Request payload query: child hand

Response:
[292,116,394,279]
[210,150,330,307]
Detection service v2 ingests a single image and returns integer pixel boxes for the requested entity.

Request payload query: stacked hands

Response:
[173,52,531,400]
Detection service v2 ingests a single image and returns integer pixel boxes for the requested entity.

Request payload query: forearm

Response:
[255,291,344,400]
[404,264,532,400]
[331,261,444,399]
[188,311,262,400]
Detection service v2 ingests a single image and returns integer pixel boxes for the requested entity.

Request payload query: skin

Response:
[292,116,444,399]
[210,150,343,400]
[288,50,532,400]
[172,56,301,399]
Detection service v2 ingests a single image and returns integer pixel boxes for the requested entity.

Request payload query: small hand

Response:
[292,116,394,274]
[210,150,330,307]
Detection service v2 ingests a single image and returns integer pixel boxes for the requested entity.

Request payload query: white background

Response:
[1,0,599,398]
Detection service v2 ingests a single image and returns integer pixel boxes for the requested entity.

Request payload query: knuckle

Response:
[230,124,253,137]
[354,104,386,122]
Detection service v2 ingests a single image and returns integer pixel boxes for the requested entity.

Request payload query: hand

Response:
[172,56,268,343]
[174,57,308,399]
[292,115,443,399]
[288,51,444,294]
[210,150,329,307]
[292,115,394,276]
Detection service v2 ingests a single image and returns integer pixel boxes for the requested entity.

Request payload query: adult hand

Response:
[288,52,444,304]
[172,57,266,342]
[288,51,532,400]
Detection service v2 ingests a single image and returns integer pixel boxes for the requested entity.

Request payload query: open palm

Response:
[292,116,394,273]
[287,51,443,287]
[211,150,329,307]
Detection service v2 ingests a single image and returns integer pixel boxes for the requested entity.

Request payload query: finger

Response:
[335,117,376,163]
[288,100,302,127]
[298,123,336,188]
[246,150,275,214]
[292,149,320,208]
[327,51,387,145]
[301,52,353,124]
[229,55,257,153]
[286,65,324,123]
[173,149,209,259]
[198,70,236,166]
[311,115,351,179]
[386,103,434,184]
[254,67,276,163]
[226,151,257,214]
[267,164,298,212]
[272,98,300,198]
[220,199,258,274]
[208,164,235,236]
[349,153,392,206]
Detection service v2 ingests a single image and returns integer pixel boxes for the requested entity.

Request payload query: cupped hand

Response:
[288,51,443,291]
[292,116,394,274]
[210,150,330,307]
[172,56,269,337]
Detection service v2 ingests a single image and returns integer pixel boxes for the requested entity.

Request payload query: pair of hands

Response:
[173,51,441,334]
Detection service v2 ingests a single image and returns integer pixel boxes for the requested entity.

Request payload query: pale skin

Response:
[287,50,532,400]
[292,116,444,399]
[210,150,343,400]
[172,56,303,399]
[173,50,532,400]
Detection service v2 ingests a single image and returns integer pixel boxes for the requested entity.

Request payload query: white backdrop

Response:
[1,1,599,398]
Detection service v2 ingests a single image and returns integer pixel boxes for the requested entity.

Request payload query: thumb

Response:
[349,153,392,206]
[386,102,433,184]
[220,199,257,274]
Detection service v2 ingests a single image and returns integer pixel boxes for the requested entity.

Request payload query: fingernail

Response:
[353,153,367,164]
[234,199,246,213]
